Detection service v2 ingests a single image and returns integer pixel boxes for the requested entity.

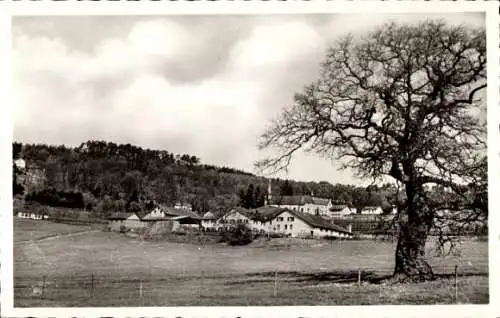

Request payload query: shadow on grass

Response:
[225,269,489,286]
[221,270,390,285]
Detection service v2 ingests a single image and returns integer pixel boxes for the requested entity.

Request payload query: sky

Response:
[12,13,485,186]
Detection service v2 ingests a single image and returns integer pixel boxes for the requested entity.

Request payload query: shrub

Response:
[220,223,254,246]
[119,225,127,233]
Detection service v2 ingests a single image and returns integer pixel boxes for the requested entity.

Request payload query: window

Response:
[290,225,293,230]
[290,217,294,222]
[301,208,304,212]
[277,224,280,230]
[284,224,288,230]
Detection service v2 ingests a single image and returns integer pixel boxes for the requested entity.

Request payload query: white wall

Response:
[268,211,313,237]
[268,211,350,238]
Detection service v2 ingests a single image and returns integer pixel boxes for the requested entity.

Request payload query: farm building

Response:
[268,195,333,216]
[16,209,49,220]
[267,209,353,239]
[360,206,384,215]
[201,206,352,239]
[201,207,285,233]
[217,207,253,230]
[107,205,202,233]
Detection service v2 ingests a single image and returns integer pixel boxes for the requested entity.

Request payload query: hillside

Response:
[12,140,397,217]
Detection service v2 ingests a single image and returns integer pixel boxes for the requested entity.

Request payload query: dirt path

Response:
[15,229,100,245]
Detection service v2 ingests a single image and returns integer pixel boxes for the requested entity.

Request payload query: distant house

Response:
[267,209,352,239]
[16,209,49,220]
[328,204,356,217]
[391,205,398,215]
[14,158,26,170]
[174,202,193,211]
[201,211,225,231]
[217,207,253,230]
[360,206,384,215]
[268,195,333,216]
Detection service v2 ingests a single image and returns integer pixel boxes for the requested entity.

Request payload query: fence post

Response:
[454,265,458,304]
[273,271,278,297]
[90,274,94,298]
[139,280,143,298]
[41,275,46,299]
[358,269,361,286]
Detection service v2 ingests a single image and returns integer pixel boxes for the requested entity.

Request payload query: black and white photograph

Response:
[1,1,498,316]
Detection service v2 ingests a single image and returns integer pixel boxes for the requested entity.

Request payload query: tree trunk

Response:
[393,189,434,282]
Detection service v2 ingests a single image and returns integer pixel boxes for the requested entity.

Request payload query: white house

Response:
[267,209,352,238]
[14,158,26,170]
[268,195,333,216]
[174,202,193,211]
[218,207,252,230]
[360,206,384,215]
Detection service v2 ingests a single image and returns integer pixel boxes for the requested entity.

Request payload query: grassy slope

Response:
[14,223,488,306]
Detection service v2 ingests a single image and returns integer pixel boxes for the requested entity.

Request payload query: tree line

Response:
[13,140,402,217]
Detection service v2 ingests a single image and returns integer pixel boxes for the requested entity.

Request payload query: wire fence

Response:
[14,263,488,306]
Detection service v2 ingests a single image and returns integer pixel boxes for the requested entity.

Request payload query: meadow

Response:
[13,218,488,306]
[13,218,100,242]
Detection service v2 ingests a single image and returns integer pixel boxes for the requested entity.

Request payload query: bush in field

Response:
[220,223,254,246]
[119,225,127,233]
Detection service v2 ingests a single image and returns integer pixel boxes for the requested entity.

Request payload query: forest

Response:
[13,140,399,217]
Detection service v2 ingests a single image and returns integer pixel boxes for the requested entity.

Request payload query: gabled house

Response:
[267,209,353,239]
[201,211,226,231]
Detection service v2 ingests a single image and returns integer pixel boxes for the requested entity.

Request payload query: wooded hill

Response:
[13,141,398,218]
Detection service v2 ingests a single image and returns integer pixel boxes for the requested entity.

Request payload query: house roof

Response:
[330,204,349,211]
[283,209,352,234]
[269,195,331,206]
[362,206,382,210]
[107,212,134,220]
[159,205,201,219]
[247,206,287,222]
[310,197,331,206]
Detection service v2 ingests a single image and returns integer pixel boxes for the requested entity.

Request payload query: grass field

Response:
[13,218,101,243]
[13,218,488,306]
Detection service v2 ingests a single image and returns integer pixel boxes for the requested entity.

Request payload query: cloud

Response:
[13,14,485,185]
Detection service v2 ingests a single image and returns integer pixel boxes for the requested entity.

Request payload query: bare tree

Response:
[256,21,487,282]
